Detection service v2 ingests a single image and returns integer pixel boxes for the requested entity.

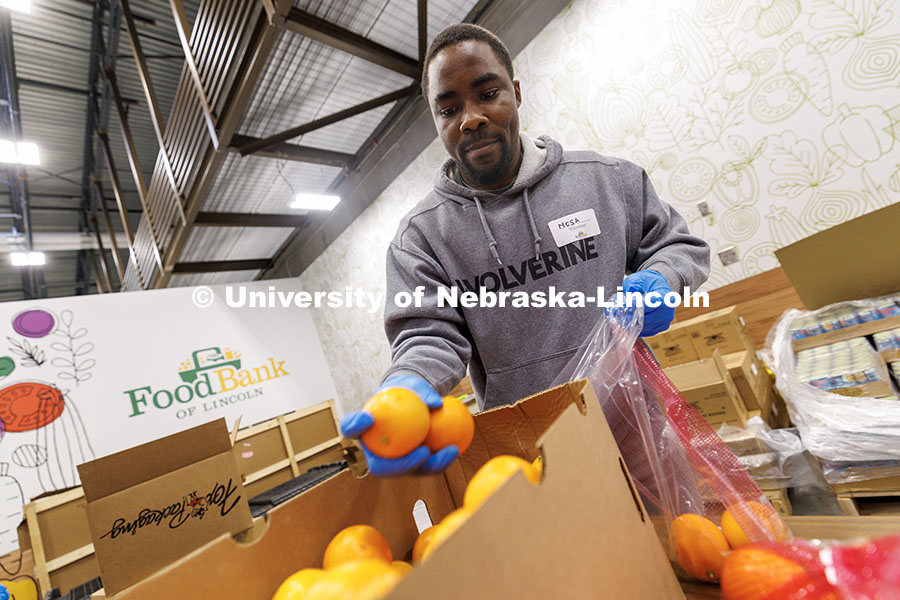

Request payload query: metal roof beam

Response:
[418,0,427,68]
[18,77,140,105]
[172,259,271,274]
[263,0,571,280]
[1,9,38,299]
[238,84,418,156]
[168,0,220,150]
[142,2,274,290]
[278,7,419,79]
[117,0,189,225]
[228,135,354,167]
[194,212,309,228]
[103,65,165,274]
[97,130,146,289]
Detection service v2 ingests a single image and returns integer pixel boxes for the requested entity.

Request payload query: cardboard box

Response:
[102,381,684,600]
[664,351,748,428]
[724,350,767,412]
[775,202,900,310]
[680,306,756,358]
[77,419,253,596]
[646,324,699,368]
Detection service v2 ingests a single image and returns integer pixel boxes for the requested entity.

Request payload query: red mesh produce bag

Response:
[721,535,900,599]
[553,306,788,577]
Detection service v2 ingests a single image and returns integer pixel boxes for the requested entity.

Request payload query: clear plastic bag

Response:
[554,306,788,579]
[716,417,820,490]
[762,294,900,463]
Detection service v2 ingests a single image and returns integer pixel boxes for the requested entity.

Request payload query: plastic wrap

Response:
[762,294,900,463]
[820,458,900,486]
[554,306,787,580]
[716,417,820,490]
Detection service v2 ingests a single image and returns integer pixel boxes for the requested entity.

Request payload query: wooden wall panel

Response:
[676,267,805,349]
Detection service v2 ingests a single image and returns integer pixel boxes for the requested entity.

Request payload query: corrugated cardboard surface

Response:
[78,420,252,595]
[775,202,900,310]
[724,351,766,411]
[681,306,755,358]
[85,452,252,595]
[665,353,748,427]
[79,420,230,502]
[111,382,684,600]
[647,326,699,368]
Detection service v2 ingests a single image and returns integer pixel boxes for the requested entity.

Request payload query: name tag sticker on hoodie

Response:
[548,209,601,247]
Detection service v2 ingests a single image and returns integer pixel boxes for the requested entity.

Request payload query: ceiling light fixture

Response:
[10,251,45,266]
[0,0,30,14]
[0,140,40,165]
[291,193,341,211]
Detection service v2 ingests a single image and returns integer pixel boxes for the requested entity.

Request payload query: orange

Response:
[361,388,430,458]
[463,455,540,509]
[272,568,325,600]
[411,526,437,564]
[670,513,730,582]
[532,455,543,473]
[391,561,413,576]
[323,525,392,570]
[721,547,811,600]
[421,507,474,561]
[721,501,790,549]
[423,395,475,454]
[304,559,401,600]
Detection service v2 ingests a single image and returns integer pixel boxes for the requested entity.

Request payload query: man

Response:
[341,24,710,475]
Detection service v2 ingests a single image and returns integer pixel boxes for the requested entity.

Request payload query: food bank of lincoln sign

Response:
[125,346,290,419]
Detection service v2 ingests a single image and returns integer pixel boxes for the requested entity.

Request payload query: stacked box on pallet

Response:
[649,305,781,429]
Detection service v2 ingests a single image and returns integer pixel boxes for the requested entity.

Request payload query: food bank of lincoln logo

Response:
[124,346,290,419]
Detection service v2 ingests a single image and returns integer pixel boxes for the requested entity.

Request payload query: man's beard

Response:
[457,135,518,189]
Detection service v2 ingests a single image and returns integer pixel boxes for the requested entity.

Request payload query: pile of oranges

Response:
[670,500,810,599]
[271,524,404,600]
[272,453,542,600]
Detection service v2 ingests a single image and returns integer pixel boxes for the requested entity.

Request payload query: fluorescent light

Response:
[0,0,30,13]
[0,139,40,165]
[16,142,40,165]
[291,193,341,211]
[9,251,45,267]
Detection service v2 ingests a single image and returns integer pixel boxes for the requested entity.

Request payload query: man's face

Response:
[427,40,522,190]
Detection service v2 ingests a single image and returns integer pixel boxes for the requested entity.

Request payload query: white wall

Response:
[300,0,900,412]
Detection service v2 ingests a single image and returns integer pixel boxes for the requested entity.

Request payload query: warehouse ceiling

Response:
[0,0,569,299]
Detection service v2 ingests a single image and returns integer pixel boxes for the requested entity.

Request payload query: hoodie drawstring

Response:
[474,189,544,265]
[522,188,543,260]
[474,196,503,265]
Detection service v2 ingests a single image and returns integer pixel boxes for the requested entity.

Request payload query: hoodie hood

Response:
[434,134,563,264]
[434,133,562,202]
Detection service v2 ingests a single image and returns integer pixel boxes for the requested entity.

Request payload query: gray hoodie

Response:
[383,134,710,410]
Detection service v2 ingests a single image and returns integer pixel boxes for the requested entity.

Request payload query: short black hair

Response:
[422,23,514,101]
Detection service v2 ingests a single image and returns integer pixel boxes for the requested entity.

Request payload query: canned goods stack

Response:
[790,302,900,341]
[795,338,897,400]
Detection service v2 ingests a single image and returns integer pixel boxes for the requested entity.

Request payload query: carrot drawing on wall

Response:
[0,308,96,556]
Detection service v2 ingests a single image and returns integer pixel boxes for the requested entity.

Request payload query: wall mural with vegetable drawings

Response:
[297,0,900,412]
[0,308,95,559]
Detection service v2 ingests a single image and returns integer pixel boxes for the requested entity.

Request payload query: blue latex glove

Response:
[622,270,675,337]
[340,375,460,476]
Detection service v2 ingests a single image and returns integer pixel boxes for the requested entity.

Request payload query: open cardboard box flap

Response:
[79,419,232,502]
[109,381,683,600]
[78,419,253,596]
